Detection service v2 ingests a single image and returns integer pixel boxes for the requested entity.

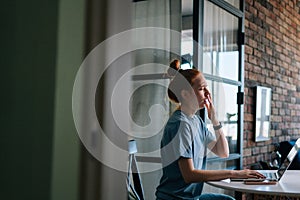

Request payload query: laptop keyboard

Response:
[262,172,277,180]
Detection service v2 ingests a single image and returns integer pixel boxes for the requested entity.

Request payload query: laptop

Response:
[231,138,300,182]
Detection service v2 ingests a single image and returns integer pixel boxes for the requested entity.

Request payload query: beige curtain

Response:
[77,0,132,200]
[130,0,181,199]
[77,0,182,200]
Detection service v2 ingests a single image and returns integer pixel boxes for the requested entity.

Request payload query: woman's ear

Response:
[180,90,190,100]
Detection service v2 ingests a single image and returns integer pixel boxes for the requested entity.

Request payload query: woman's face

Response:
[191,73,210,109]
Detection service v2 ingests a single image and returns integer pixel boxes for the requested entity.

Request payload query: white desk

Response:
[207,170,300,197]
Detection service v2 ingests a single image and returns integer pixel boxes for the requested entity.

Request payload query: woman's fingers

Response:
[246,170,266,179]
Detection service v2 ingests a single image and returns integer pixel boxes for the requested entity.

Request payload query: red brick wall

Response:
[244,0,300,168]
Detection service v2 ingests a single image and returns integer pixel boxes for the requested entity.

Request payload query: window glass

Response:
[181,0,193,69]
[203,1,239,81]
[206,80,238,153]
[181,29,193,69]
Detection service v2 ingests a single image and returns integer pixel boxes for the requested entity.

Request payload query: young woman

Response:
[155,60,264,200]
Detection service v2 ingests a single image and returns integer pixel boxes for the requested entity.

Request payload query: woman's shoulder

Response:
[164,110,193,133]
[170,110,193,121]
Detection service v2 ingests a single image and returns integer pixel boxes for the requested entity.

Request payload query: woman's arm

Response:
[178,158,265,184]
[208,125,229,158]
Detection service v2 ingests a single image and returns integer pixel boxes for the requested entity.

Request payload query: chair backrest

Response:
[127,139,145,200]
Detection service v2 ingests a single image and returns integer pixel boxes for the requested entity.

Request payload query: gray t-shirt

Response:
[156,110,216,200]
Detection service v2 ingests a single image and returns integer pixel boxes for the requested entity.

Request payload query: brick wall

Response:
[244,0,300,168]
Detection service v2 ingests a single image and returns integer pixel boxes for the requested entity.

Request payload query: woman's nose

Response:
[204,88,210,96]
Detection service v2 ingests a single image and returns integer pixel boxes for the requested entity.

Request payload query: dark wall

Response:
[0,0,58,199]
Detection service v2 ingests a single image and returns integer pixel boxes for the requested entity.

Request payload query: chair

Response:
[127,139,145,200]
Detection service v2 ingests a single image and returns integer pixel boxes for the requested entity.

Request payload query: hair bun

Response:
[167,59,180,77]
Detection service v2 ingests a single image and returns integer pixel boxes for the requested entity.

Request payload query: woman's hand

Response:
[204,90,218,124]
[231,169,266,179]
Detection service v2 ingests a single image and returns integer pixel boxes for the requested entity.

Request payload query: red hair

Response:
[167,60,200,103]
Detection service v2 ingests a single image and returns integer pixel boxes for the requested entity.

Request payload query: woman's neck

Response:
[179,104,197,117]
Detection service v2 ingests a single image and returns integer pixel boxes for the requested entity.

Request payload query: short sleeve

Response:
[173,121,193,159]
[160,120,194,167]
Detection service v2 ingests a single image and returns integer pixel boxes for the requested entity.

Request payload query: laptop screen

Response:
[277,139,300,179]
